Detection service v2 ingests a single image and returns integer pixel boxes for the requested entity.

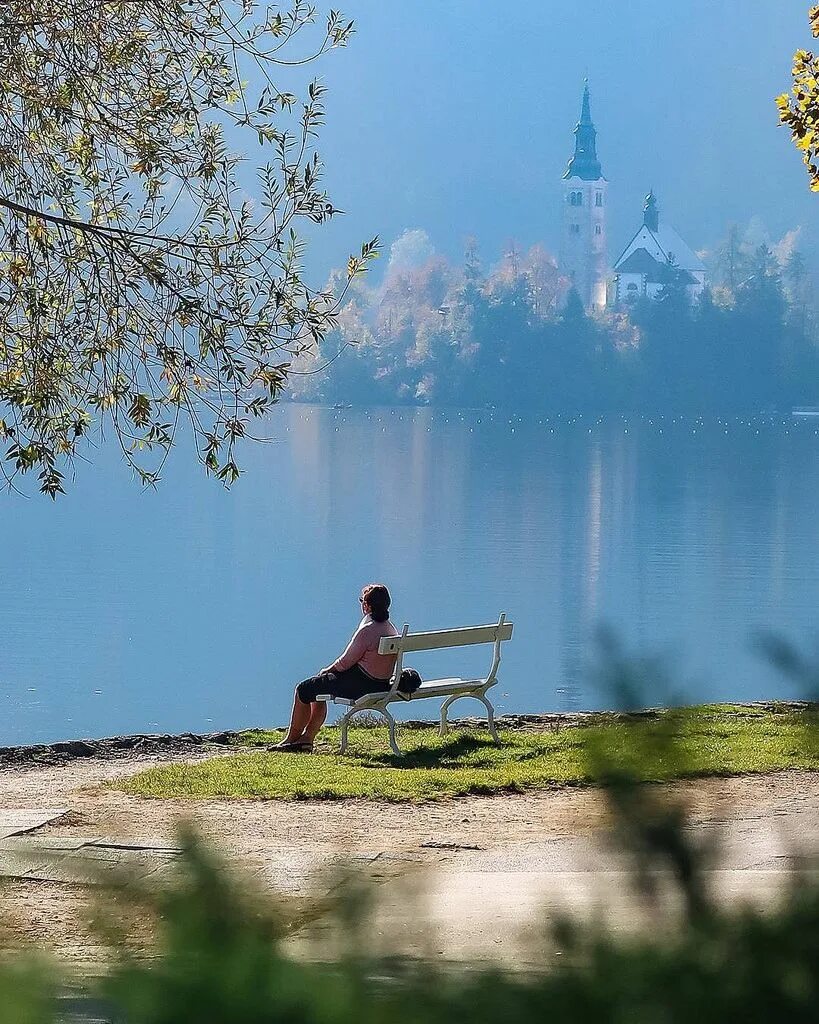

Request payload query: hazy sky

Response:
[301,1,816,280]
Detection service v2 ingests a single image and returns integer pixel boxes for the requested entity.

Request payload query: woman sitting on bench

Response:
[274,583,399,753]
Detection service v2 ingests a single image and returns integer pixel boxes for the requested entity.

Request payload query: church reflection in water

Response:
[279,406,815,714]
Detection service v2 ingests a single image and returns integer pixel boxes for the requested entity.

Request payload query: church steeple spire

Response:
[580,79,593,126]
[643,190,659,232]
[563,80,603,181]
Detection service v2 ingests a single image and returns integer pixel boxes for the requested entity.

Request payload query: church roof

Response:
[614,220,705,276]
[616,248,664,275]
[563,81,604,182]
[616,247,697,285]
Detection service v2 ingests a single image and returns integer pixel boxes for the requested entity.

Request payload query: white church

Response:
[559,83,705,310]
[612,191,706,306]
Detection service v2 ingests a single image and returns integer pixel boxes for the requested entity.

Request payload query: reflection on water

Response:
[1,407,817,744]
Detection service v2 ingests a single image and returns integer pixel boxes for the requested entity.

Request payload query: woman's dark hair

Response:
[362,583,391,623]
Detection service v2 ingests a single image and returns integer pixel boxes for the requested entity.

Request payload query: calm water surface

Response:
[2,406,818,745]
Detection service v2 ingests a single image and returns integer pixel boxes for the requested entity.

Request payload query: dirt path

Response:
[0,748,817,966]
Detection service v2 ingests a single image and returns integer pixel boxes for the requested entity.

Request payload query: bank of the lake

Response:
[2,703,815,802]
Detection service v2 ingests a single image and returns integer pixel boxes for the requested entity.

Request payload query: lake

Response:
[2,406,818,746]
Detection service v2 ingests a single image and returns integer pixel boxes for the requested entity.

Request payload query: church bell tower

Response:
[560,82,608,309]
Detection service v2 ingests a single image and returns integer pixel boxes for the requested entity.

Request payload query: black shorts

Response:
[296,664,391,704]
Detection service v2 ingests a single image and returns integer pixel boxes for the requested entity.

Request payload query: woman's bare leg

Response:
[303,700,328,744]
[281,689,311,743]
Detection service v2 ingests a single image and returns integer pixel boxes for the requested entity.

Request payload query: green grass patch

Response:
[119,707,818,802]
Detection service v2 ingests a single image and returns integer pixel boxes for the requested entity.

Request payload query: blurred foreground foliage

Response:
[103,835,819,1024]
[3,810,816,1024]
[2,824,817,1024]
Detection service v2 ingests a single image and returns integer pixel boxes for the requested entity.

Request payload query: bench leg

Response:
[338,705,401,756]
[478,694,500,744]
[439,695,458,737]
[378,707,401,756]
[339,709,352,754]
[439,693,500,744]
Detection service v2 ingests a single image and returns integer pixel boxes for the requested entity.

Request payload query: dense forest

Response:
[289,226,819,412]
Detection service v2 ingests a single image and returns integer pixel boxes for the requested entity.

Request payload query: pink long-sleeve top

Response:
[330,615,399,680]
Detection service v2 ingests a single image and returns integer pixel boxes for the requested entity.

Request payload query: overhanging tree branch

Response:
[0,0,377,497]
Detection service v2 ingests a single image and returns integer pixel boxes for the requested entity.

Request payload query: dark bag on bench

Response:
[397,667,422,696]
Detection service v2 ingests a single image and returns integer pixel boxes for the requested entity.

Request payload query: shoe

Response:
[269,740,314,753]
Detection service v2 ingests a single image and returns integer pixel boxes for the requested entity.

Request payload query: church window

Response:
[570,224,581,235]
[596,191,603,207]
[595,225,602,236]
[569,191,583,207]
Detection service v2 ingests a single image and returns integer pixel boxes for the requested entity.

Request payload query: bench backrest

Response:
[378,620,513,655]
[378,613,513,693]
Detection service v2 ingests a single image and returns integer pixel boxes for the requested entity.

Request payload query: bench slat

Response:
[378,622,513,655]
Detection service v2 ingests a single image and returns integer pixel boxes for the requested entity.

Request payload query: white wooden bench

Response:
[318,613,513,756]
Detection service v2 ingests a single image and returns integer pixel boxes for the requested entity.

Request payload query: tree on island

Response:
[0,1,376,495]
[290,221,815,414]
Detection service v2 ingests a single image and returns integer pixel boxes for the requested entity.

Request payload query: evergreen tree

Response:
[563,288,586,323]
[734,245,788,409]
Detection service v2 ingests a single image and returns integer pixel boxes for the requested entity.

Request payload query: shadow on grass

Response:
[355,733,494,769]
